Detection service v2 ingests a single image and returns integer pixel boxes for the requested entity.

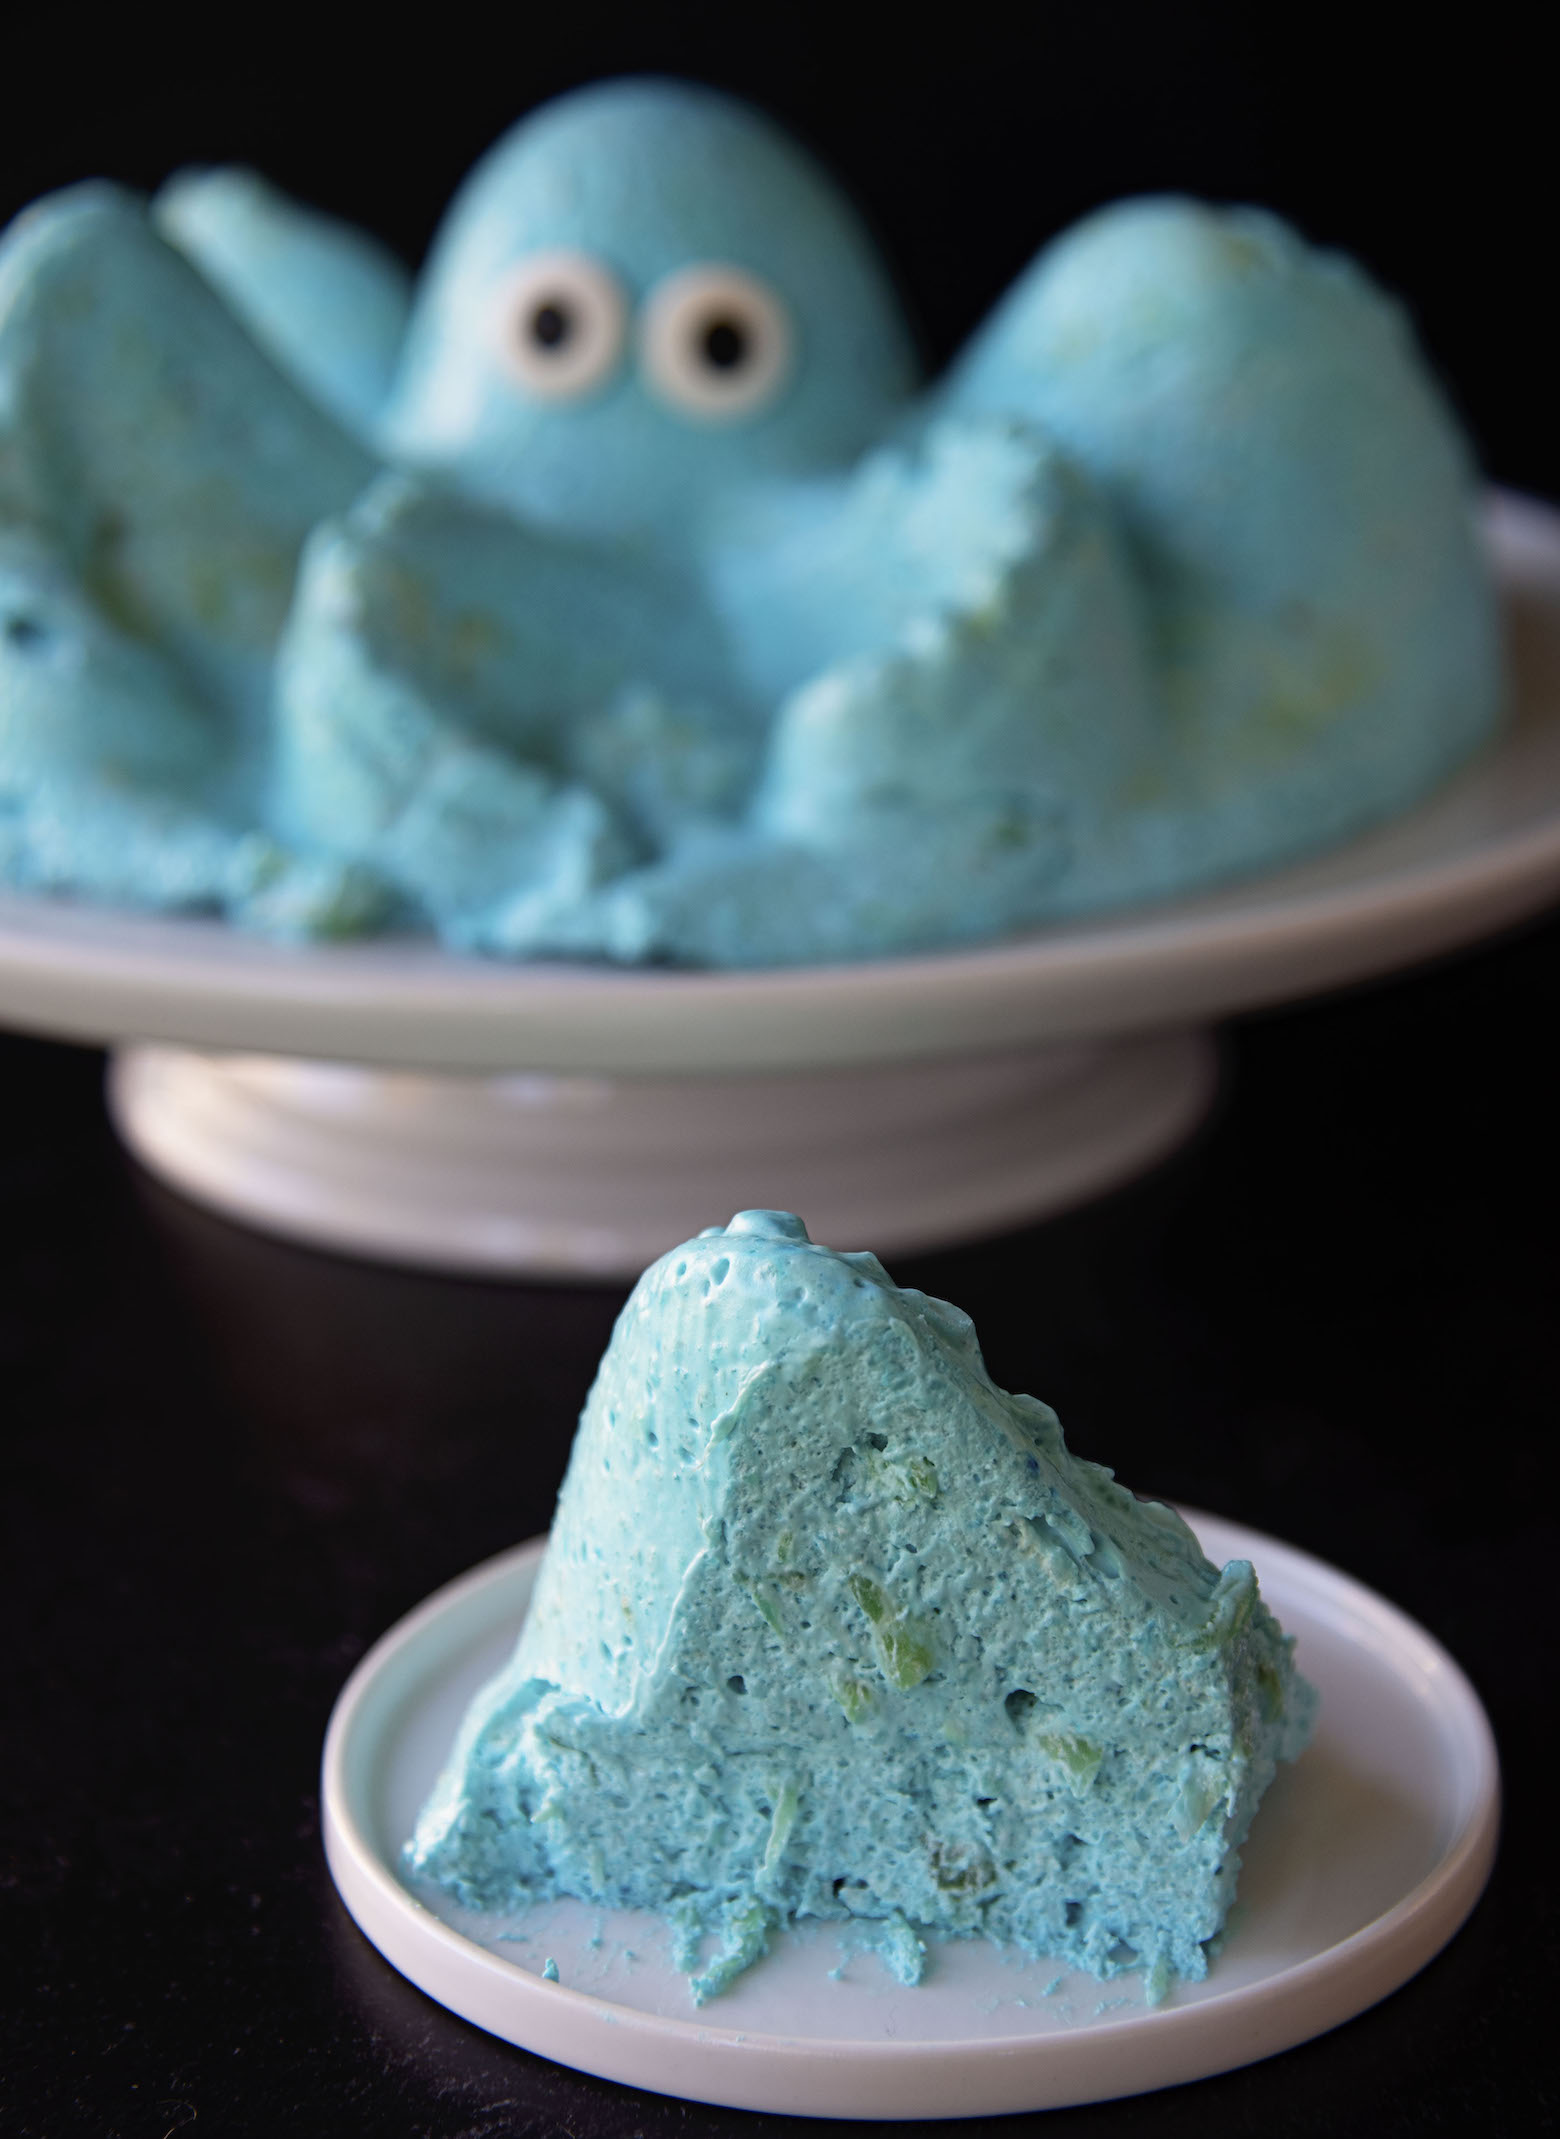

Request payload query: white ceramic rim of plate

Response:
[320,1512,1500,2119]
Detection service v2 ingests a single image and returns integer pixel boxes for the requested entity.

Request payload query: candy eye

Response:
[493,251,628,401]
[639,264,795,422]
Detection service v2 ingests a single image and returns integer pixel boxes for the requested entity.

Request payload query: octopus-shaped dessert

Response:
[0,80,1501,965]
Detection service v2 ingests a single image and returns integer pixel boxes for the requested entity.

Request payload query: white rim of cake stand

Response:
[320,1513,1500,2121]
[1,491,1558,1077]
[104,1030,1219,1277]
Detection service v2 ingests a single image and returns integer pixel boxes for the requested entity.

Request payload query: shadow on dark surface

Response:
[136,1169,625,1612]
[3,907,1559,2133]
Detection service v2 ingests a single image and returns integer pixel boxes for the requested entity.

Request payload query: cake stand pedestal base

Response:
[107,1032,1218,1279]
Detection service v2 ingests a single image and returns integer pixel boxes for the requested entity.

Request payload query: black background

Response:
[4,5,1558,2134]
[5,2,1557,497]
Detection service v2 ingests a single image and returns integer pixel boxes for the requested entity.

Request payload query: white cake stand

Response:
[3,492,1559,1278]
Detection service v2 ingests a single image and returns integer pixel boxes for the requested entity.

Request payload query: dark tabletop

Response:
[5,907,1559,2138]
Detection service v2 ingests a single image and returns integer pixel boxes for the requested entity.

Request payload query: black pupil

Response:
[530,300,572,350]
[701,317,749,371]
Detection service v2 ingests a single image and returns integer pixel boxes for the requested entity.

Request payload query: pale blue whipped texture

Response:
[155,166,415,444]
[405,1210,1317,2005]
[0,182,388,934]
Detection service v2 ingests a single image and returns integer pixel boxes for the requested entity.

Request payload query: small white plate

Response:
[321,1512,1500,2120]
